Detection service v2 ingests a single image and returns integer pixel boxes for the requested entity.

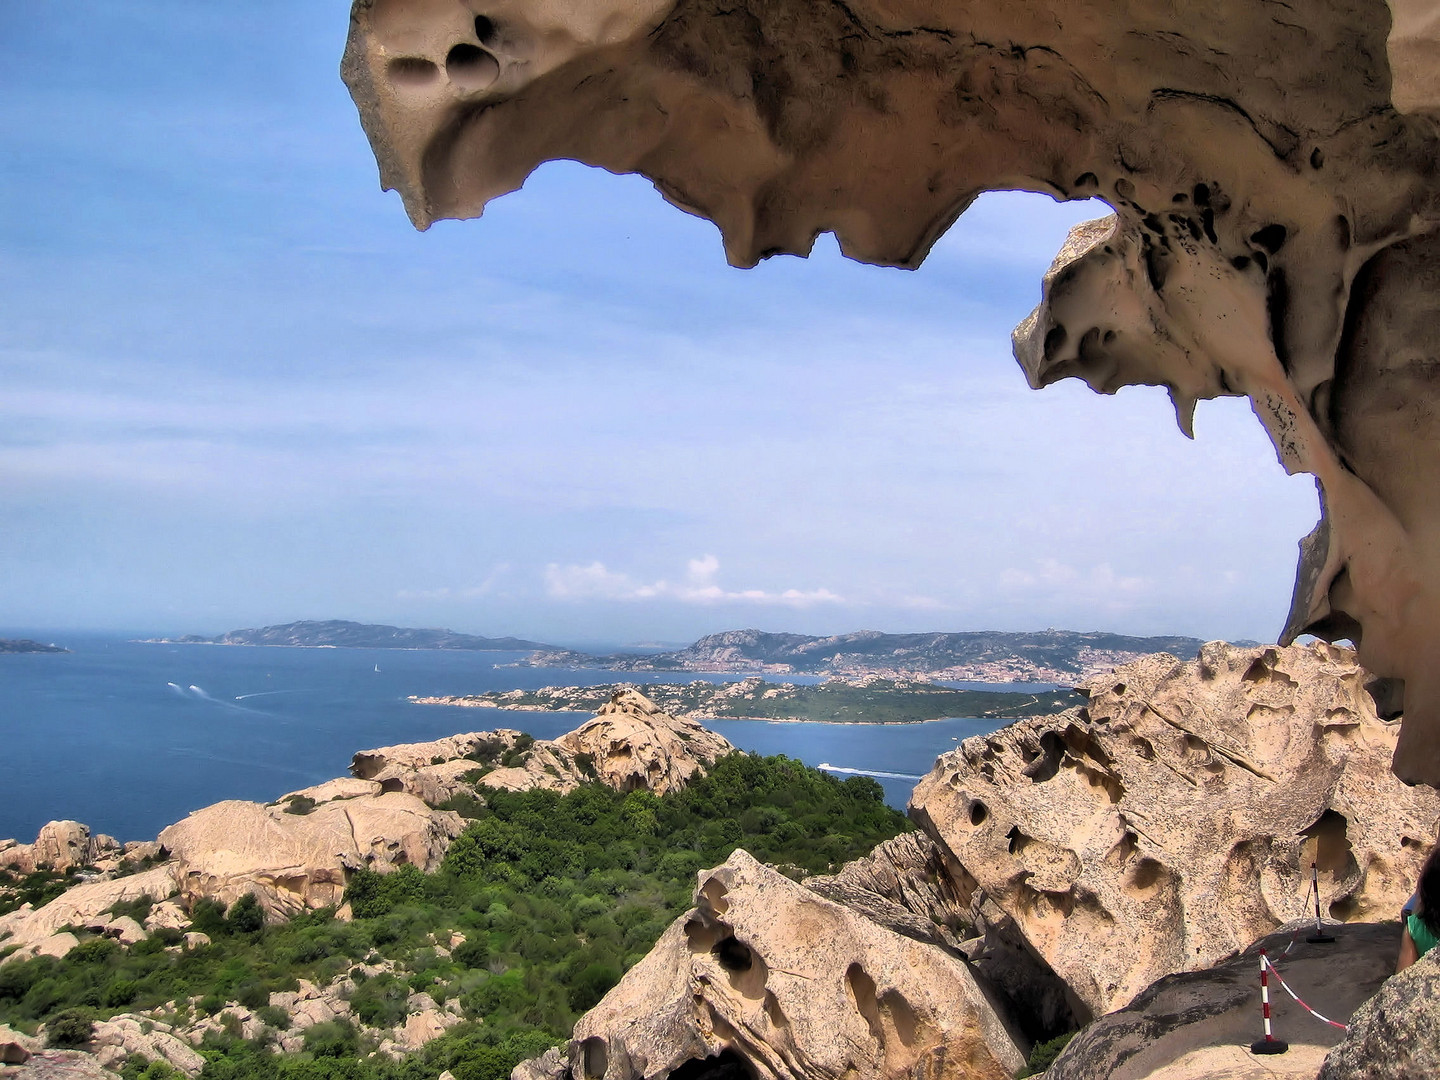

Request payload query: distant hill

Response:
[155,620,552,652]
[523,628,1214,683]
[0,638,68,654]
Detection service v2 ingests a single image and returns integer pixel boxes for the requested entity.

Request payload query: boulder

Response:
[555,688,735,795]
[352,689,735,802]
[912,642,1440,1015]
[0,1023,37,1065]
[90,1015,205,1078]
[341,0,1440,785]
[555,849,1026,1080]
[1,1049,113,1077]
[1317,931,1440,1079]
[0,866,177,963]
[1049,922,1398,1080]
[158,788,465,918]
[0,821,120,874]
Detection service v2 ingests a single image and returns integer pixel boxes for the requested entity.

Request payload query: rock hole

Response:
[699,878,730,916]
[1251,224,1288,254]
[666,1049,755,1080]
[1301,808,1360,894]
[581,1037,608,1080]
[1043,325,1068,362]
[1200,208,1218,244]
[845,962,885,1043]
[684,917,723,954]
[1073,172,1098,188]
[1113,177,1135,200]
[445,43,499,92]
[713,935,768,998]
[1310,147,1325,169]
[1365,676,1405,720]
[1112,682,1126,696]
[1143,242,1169,290]
[713,935,752,972]
[879,989,919,1046]
[1006,826,1031,856]
[473,14,497,45]
[763,990,786,1029]
[1192,182,1211,206]
[969,800,988,826]
[1127,857,1168,900]
[1129,736,1155,761]
[1231,255,1251,271]
[387,57,439,88]
[1023,731,1063,784]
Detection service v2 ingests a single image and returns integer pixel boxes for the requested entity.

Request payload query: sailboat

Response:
[374,663,381,673]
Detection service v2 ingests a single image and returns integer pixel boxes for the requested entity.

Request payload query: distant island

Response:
[0,638,68,654]
[413,676,1085,724]
[518,628,1213,683]
[143,619,551,652]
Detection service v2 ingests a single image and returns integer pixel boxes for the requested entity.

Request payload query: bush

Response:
[1019,1032,1077,1077]
[283,795,317,816]
[103,979,141,1008]
[66,937,120,965]
[452,937,490,970]
[567,962,620,1012]
[46,1006,95,1047]
[256,1005,291,1030]
[303,1018,359,1058]
[227,893,266,934]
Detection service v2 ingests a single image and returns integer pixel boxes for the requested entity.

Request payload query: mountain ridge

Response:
[146,619,551,652]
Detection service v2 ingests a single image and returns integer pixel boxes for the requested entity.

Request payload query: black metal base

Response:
[1249,1042,1296,1059]
[1306,933,1336,944]
[1251,1039,1290,1055]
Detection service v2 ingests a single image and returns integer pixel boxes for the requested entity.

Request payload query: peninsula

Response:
[144,619,551,652]
[0,639,68,654]
[413,676,1083,724]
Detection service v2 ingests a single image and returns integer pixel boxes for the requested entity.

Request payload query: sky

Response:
[0,2,1321,647]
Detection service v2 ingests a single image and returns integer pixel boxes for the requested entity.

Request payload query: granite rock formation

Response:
[1049,922,1399,1080]
[0,822,121,875]
[353,687,734,799]
[157,787,465,918]
[341,0,1440,783]
[911,641,1440,1016]
[0,866,178,964]
[554,849,1027,1080]
[1317,928,1440,1079]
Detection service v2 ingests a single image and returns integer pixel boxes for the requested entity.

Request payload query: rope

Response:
[1262,954,1349,1031]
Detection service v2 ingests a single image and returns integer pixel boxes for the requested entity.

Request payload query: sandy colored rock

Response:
[912,642,1440,1017]
[559,849,1025,1080]
[555,688,735,795]
[343,0,1440,784]
[0,866,177,963]
[0,821,120,874]
[144,900,189,933]
[0,1024,37,1065]
[2,1049,112,1078]
[1049,922,1397,1079]
[90,1015,205,1078]
[353,689,734,801]
[158,788,464,918]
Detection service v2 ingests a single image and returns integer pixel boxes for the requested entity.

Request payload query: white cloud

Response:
[544,556,843,607]
[998,558,1149,608]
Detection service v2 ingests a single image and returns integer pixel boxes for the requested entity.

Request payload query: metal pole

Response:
[1250,951,1289,1055]
[1307,861,1336,944]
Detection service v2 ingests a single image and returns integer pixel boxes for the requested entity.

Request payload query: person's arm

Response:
[1398,927,1419,972]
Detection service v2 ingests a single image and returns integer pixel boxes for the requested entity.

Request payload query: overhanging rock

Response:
[341,0,1440,783]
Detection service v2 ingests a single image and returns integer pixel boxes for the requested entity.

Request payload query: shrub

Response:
[103,979,141,1008]
[46,1007,95,1047]
[66,937,120,964]
[283,795,317,816]
[1019,1032,1077,1077]
[452,937,490,969]
[256,1004,291,1030]
[303,1018,359,1058]
[226,893,265,934]
[568,962,620,1012]
[189,897,228,935]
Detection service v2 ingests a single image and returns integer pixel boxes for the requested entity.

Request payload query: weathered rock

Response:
[1050,922,1397,1080]
[0,821,120,874]
[342,0,1440,784]
[912,642,1440,1016]
[2,1049,112,1078]
[557,849,1026,1080]
[1317,928,1440,1079]
[143,900,189,933]
[0,866,178,964]
[90,1015,205,1078]
[158,788,464,918]
[0,1024,37,1065]
[556,689,735,795]
[353,688,734,801]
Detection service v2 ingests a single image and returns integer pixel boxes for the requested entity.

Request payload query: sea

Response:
[0,634,1030,845]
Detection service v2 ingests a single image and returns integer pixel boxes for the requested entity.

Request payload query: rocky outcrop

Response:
[342,0,1440,784]
[911,642,1440,1016]
[89,1016,205,1078]
[0,822,121,874]
[1049,922,1398,1080]
[158,788,464,918]
[354,688,734,801]
[554,849,1026,1080]
[554,689,735,795]
[1317,930,1440,1080]
[0,866,177,964]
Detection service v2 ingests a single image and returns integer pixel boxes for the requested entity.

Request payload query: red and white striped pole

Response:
[1250,950,1289,1055]
[1306,861,1336,944]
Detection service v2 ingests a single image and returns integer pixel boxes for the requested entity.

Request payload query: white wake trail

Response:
[817,763,925,781]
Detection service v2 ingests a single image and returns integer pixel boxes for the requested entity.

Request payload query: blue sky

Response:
[0,2,1319,646]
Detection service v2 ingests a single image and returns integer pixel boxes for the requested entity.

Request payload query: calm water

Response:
[0,635,1008,843]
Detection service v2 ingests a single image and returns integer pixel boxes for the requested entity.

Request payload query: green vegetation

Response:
[0,866,79,917]
[439,678,1081,725]
[0,754,907,1080]
[1018,1031,1078,1077]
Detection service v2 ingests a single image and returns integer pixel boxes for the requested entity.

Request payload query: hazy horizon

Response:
[1,3,1319,647]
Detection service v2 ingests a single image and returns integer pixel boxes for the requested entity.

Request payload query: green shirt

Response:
[1408,913,1439,959]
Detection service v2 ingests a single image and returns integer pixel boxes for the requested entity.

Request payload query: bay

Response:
[0,634,1009,843]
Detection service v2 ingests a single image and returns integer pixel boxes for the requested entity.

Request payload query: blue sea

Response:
[0,634,1019,844]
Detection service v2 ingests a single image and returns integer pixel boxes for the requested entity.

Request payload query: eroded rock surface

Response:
[556,849,1026,1080]
[342,0,1440,782]
[158,789,464,918]
[353,688,734,799]
[911,641,1440,1016]
[0,822,121,875]
[0,866,178,964]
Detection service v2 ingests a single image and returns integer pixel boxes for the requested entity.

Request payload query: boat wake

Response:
[817,763,925,782]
